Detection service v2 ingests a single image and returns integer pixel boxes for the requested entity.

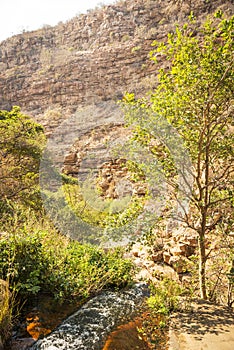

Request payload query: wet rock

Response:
[30,283,149,350]
[10,337,36,350]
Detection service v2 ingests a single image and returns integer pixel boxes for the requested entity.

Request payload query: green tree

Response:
[0,106,45,212]
[123,13,234,299]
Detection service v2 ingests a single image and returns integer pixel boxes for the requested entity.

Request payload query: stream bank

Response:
[29,283,149,350]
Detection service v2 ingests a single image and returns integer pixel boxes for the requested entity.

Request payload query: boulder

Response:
[151,251,163,263]
[168,256,188,274]
[64,152,77,164]
[163,251,171,264]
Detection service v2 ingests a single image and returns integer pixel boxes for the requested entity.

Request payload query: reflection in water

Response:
[26,315,51,340]
[103,316,150,350]
[9,295,82,350]
[103,311,169,350]
[24,296,81,341]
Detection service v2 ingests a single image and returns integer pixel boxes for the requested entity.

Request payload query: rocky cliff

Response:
[0,0,233,127]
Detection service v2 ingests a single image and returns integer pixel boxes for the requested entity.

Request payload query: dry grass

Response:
[0,280,12,347]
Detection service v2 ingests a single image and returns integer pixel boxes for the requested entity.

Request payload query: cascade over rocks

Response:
[30,283,149,350]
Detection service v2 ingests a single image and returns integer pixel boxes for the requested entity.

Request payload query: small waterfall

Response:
[30,283,149,350]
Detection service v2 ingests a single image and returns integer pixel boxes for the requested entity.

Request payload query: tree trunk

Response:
[198,232,207,299]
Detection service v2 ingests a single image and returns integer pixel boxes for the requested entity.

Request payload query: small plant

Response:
[137,278,185,349]
[131,45,141,53]
[148,278,183,315]
[121,34,130,42]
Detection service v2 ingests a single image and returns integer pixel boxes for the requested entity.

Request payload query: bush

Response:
[137,278,185,349]
[147,278,183,315]
[0,107,45,212]
[0,216,134,302]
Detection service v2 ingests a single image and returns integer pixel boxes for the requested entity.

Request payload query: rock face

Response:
[61,122,147,198]
[0,0,233,126]
[1,1,233,194]
[30,283,149,350]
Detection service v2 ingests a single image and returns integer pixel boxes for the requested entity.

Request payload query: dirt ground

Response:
[168,299,234,350]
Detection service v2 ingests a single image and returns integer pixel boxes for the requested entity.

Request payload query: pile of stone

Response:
[130,227,198,284]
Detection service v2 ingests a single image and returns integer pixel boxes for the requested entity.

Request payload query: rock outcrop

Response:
[130,227,199,283]
[0,0,233,128]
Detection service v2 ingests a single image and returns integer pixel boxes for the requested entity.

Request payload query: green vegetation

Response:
[0,107,134,346]
[0,281,12,347]
[0,9,233,349]
[0,106,45,213]
[123,12,234,300]
[63,182,146,229]
[0,212,133,301]
[138,278,185,349]
[147,278,183,316]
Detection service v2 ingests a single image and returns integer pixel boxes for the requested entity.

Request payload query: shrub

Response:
[147,278,183,316]
[137,278,185,349]
[0,214,134,302]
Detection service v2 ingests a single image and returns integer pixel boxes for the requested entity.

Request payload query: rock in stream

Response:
[30,283,149,350]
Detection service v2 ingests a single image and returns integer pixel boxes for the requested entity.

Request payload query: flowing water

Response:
[28,283,149,350]
[9,295,82,350]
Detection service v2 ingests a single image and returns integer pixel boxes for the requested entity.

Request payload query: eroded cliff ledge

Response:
[0,0,233,127]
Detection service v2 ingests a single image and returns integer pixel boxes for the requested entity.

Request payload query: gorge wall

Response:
[0,0,233,129]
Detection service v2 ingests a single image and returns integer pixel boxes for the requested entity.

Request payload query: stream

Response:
[18,283,150,350]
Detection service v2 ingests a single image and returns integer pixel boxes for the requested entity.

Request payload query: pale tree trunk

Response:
[197,117,210,300]
[198,231,207,299]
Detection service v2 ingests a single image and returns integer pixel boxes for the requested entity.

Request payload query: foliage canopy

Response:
[0,106,45,212]
[123,12,234,299]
